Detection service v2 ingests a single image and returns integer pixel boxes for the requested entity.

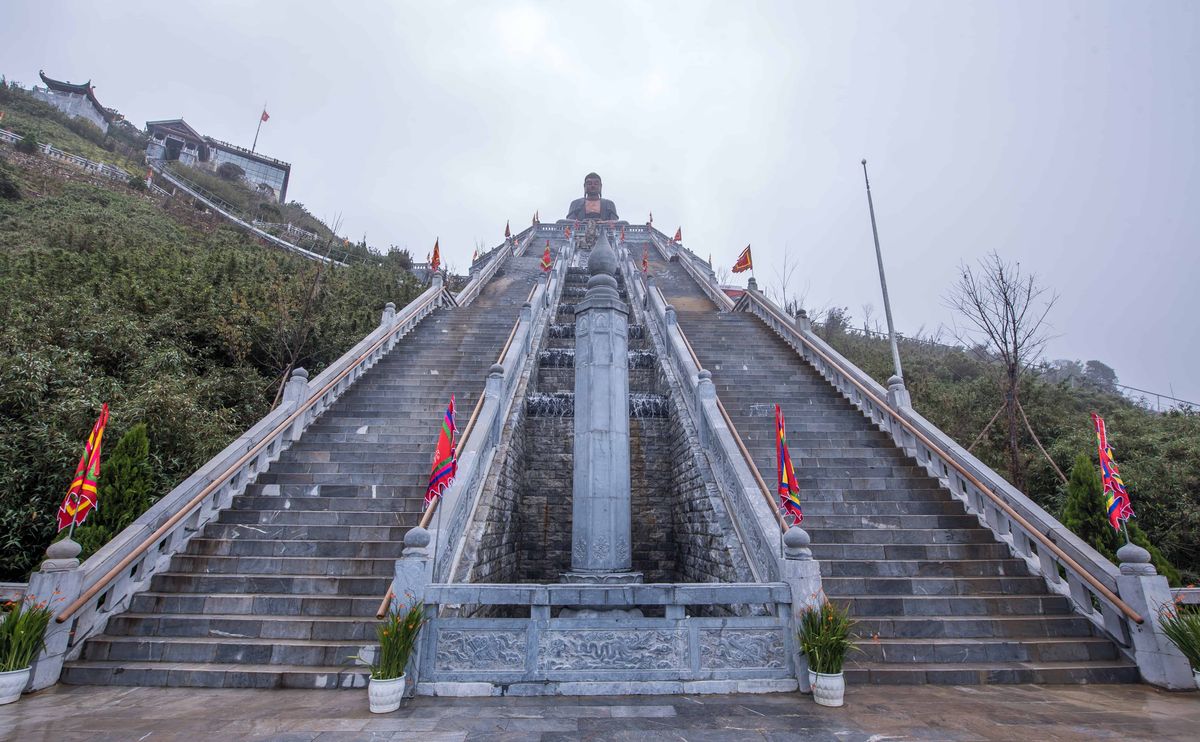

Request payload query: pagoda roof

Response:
[146,118,207,142]
[38,70,116,122]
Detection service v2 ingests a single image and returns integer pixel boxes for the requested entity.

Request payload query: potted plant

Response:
[355,601,426,713]
[1159,602,1200,690]
[1,597,53,705]
[798,600,858,707]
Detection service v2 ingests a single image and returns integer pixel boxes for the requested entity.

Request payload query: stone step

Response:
[241,483,420,500]
[802,500,967,516]
[853,614,1100,640]
[230,495,417,512]
[129,592,385,618]
[200,522,408,541]
[822,575,1048,596]
[186,538,405,559]
[80,635,371,667]
[168,555,395,577]
[835,593,1072,617]
[149,572,390,595]
[217,509,417,527]
[800,514,984,529]
[805,528,997,545]
[841,660,1138,686]
[60,660,368,689]
[253,472,426,486]
[808,542,1014,561]
[106,613,378,641]
[796,488,952,502]
[825,559,1030,578]
[853,637,1122,664]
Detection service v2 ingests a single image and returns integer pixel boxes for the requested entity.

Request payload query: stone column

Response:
[27,539,85,691]
[1116,542,1196,689]
[563,229,640,584]
[780,526,824,694]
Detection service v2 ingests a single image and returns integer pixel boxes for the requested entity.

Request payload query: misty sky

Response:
[2,1,1197,402]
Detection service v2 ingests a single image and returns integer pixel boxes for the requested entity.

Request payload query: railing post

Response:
[887,375,912,409]
[381,301,396,325]
[1115,542,1195,689]
[794,309,812,335]
[282,367,309,440]
[664,304,677,327]
[388,526,434,695]
[26,539,85,691]
[780,526,823,694]
[695,369,715,445]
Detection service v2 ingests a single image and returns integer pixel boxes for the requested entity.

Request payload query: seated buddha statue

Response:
[566,172,619,221]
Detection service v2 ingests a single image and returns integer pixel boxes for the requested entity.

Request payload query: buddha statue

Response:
[566,172,619,221]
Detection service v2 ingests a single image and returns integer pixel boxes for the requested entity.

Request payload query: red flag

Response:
[673,227,682,243]
[260,109,270,122]
[430,239,441,272]
[641,245,649,274]
[425,396,458,507]
[564,225,572,238]
[471,248,478,264]
[505,220,511,238]
[776,404,802,526]
[620,227,626,243]
[1092,413,1134,531]
[648,211,653,225]
[58,404,110,531]
[732,245,753,273]
[541,241,552,272]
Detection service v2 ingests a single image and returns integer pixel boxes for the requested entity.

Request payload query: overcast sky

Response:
[3,1,1197,402]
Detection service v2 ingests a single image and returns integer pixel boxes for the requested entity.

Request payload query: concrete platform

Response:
[2,683,1197,741]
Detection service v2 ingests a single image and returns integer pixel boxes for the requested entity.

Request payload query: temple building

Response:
[145,118,291,203]
[32,71,117,134]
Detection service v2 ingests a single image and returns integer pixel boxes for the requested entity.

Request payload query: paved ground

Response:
[2,684,1197,741]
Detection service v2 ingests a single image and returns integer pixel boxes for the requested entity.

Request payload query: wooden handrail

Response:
[745,291,1144,625]
[654,286,787,532]
[57,288,447,624]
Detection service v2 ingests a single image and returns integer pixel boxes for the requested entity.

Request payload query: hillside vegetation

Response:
[820,320,1199,584]
[0,153,421,580]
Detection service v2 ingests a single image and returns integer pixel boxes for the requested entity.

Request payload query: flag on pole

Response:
[776,404,803,525]
[471,248,478,264]
[430,239,441,272]
[673,227,682,243]
[541,241,552,272]
[620,227,626,243]
[564,225,572,238]
[641,245,649,274]
[708,253,713,268]
[260,109,270,123]
[505,220,511,239]
[57,404,110,531]
[648,211,653,225]
[534,210,539,224]
[1091,413,1134,530]
[425,395,458,507]
[732,245,753,273]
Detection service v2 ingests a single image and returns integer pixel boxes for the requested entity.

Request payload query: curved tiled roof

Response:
[38,70,115,122]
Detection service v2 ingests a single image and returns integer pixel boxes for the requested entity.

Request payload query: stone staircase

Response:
[60,252,546,689]
[648,252,1138,685]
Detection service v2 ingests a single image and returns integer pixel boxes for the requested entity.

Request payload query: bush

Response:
[356,602,426,679]
[0,163,20,201]
[14,131,38,154]
[73,423,156,559]
[216,162,245,181]
[1158,603,1200,672]
[126,173,147,192]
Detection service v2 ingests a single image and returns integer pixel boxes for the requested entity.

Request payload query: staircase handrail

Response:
[455,229,533,307]
[55,281,455,631]
[622,257,783,582]
[647,230,736,312]
[736,286,1144,631]
[150,160,346,267]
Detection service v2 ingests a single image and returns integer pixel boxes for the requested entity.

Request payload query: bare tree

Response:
[714,264,732,286]
[767,244,811,316]
[945,252,1058,490]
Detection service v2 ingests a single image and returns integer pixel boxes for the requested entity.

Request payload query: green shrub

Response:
[0,598,52,672]
[14,131,38,154]
[355,602,426,679]
[798,600,858,674]
[0,163,19,201]
[126,173,147,192]
[216,162,245,181]
[1158,603,1200,672]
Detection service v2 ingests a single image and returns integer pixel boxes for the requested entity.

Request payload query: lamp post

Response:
[861,159,909,407]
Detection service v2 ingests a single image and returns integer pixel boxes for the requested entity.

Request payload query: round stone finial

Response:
[46,537,82,561]
[404,526,431,549]
[783,525,810,549]
[798,309,808,319]
[291,367,309,381]
[488,363,505,377]
[697,369,712,382]
[1117,542,1156,576]
[887,374,904,388]
[385,302,396,310]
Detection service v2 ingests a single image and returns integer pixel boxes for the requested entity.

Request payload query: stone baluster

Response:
[780,526,823,694]
[1115,542,1195,689]
[25,540,85,691]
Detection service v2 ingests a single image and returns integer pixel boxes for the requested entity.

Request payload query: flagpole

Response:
[252,102,266,153]
[861,159,904,385]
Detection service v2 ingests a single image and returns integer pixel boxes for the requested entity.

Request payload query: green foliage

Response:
[355,603,426,680]
[126,173,147,192]
[0,162,19,200]
[216,161,245,181]
[0,166,421,580]
[0,597,52,672]
[13,130,38,154]
[825,325,1200,584]
[73,424,156,558]
[1061,454,1120,557]
[0,82,139,170]
[798,600,858,674]
[1159,604,1200,671]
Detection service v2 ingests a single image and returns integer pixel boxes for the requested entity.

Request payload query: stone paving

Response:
[2,684,1197,741]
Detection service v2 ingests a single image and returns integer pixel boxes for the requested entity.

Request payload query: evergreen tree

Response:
[1061,454,1119,560]
[1060,452,1180,585]
[73,423,156,558]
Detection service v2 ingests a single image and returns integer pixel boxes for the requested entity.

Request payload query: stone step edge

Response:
[114,612,374,622]
[862,636,1111,645]
[87,634,371,647]
[843,659,1136,671]
[62,660,368,675]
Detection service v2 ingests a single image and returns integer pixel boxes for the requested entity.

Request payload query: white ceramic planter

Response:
[0,667,31,705]
[808,670,846,707]
[368,673,406,714]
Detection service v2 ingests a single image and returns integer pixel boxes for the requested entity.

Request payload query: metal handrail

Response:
[743,289,1144,624]
[57,287,449,624]
[650,286,787,533]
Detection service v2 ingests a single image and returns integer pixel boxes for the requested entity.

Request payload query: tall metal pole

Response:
[861,159,904,384]
[252,102,266,153]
